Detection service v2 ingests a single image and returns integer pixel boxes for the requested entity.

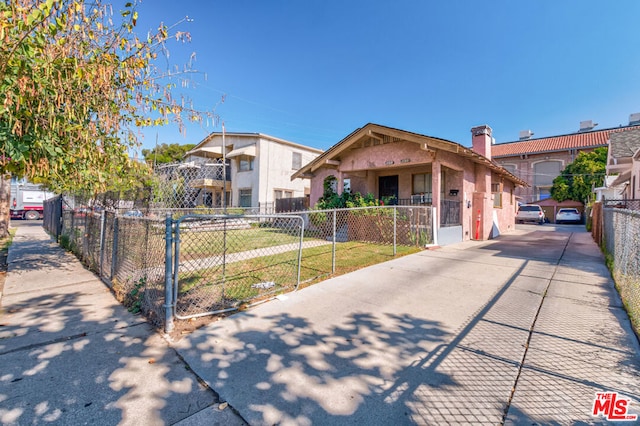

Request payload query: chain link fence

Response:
[603,199,640,211]
[44,199,435,331]
[600,207,640,336]
[173,214,305,319]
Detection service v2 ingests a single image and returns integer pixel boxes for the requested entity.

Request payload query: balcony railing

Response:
[397,193,433,205]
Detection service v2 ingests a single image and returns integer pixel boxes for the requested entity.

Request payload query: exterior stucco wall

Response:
[256,138,318,205]
[308,138,518,241]
[309,168,335,206]
[492,177,517,234]
[494,148,596,204]
[631,158,640,199]
[339,141,435,172]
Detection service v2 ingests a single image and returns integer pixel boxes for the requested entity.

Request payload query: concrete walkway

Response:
[175,225,640,425]
[1,223,639,425]
[0,223,244,426]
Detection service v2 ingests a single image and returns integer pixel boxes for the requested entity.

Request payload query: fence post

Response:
[164,213,174,333]
[172,215,183,316]
[56,197,63,239]
[99,210,106,278]
[332,209,337,274]
[393,207,397,256]
[83,210,89,260]
[110,216,119,281]
[295,216,304,290]
[70,210,74,248]
[432,206,438,246]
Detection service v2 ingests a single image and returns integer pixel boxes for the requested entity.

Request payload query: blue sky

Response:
[132,1,640,153]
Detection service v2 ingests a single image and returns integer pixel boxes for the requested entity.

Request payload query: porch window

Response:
[413,172,445,197]
[491,182,502,208]
[413,173,432,194]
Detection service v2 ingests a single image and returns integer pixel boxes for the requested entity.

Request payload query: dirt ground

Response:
[168,316,225,341]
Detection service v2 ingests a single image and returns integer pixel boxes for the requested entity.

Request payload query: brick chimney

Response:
[471,125,493,160]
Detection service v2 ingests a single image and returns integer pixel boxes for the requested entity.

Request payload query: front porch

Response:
[341,164,464,228]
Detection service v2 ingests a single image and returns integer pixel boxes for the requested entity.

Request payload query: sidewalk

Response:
[0,223,245,426]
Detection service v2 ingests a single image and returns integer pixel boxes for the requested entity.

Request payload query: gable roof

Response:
[492,125,640,158]
[292,123,528,186]
[609,128,640,159]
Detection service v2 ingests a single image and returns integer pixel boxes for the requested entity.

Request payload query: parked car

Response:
[555,208,581,224]
[516,204,545,224]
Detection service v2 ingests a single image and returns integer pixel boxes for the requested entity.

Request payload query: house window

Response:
[343,178,351,193]
[502,164,517,177]
[238,156,254,172]
[413,173,432,194]
[239,189,252,207]
[292,152,302,170]
[413,172,445,195]
[274,189,293,199]
[491,182,502,208]
[538,188,551,200]
[533,161,562,187]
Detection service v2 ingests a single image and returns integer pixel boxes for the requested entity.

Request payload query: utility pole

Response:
[222,122,227,214]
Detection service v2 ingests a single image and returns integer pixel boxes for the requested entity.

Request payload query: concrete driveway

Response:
[174,225,640,425]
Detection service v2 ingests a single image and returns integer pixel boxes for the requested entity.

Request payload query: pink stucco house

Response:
[292,123,527,243]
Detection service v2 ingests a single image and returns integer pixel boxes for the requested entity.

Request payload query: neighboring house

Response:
[491,117,640,221]
[594,176,626,202]
[185,132,323,210]
[606,127,640,200]
[292,123,527,243]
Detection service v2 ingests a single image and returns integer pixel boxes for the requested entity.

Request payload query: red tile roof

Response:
[491,125,640,157]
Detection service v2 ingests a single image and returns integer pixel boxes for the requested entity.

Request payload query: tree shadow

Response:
[178,232,640,424]
[178,260,535,424]
[0,290,218,425]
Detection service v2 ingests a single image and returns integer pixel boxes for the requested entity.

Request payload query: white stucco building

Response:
[185,132,323,209]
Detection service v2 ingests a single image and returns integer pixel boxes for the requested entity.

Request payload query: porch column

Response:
[367,172,376,197]
[432,161,441,227]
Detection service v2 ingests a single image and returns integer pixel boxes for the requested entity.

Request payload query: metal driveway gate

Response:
[169,214,304,322]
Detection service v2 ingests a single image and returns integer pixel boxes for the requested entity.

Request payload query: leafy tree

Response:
[0,0,213,236]
[142,142,196,164]
[551,147,607,203]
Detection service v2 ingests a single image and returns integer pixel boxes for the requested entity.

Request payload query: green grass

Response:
[177,241,422,303]
[178,227,311,259]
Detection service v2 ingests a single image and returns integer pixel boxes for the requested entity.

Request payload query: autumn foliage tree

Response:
[0,0,213,236]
